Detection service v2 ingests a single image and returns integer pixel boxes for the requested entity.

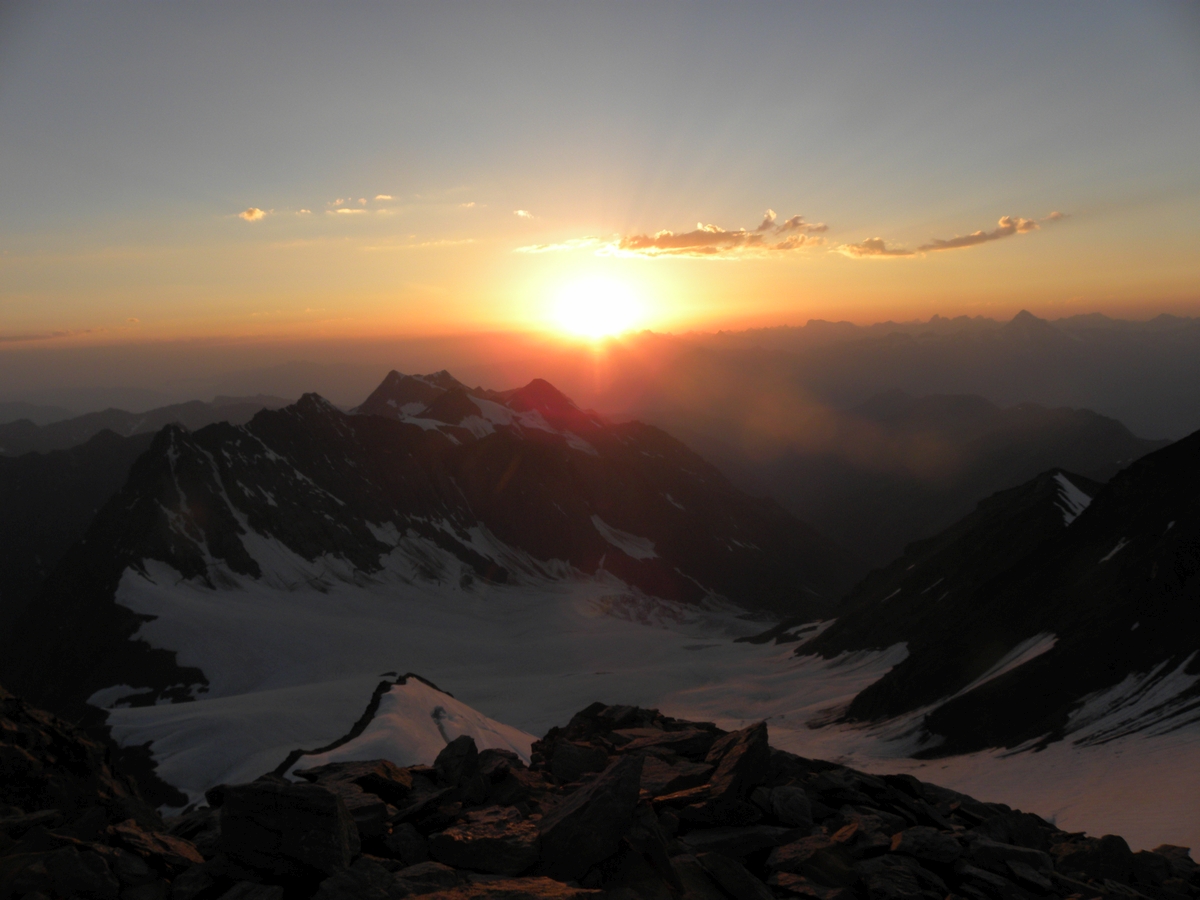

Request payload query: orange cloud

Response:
[841,212,1065,259]
[617,210,827,258]
[238,207,266,222]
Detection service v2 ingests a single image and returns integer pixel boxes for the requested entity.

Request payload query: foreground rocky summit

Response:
[3,687,1197,900]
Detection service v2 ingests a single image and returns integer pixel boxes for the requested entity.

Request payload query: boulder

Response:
[680,825,794,858]
[696,851,774,900]
[889,826,962,864]
[320,781,395,840]
[855,854,947,900]
[637,756,713,798]
[974,811,1051,850]
[106,819,204,875]
[967,835,1052,875]
[769,785,813,829]
[311,856,401,900]
[1050,833,1135,882]
[392,860,463,893]
[767,836,857,887]
[382,822,429,866]
[704,722,771,803]
[537,754,643,881]
[294,760,415,807]
[435,736,480,786]
[169,864,216,900]
[414,876,601,898]
[668,854,728,900]
[618,729,716,759]
[45,844,121,899]
[545,741,608,784]
[218,780,359,878]
[1006,858,1054,891]
[766,871,855,899]
[165,807,221,860]
[428,807,539,876]
[214,883,285,900]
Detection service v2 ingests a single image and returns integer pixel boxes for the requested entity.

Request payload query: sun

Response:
[551,276,644,339]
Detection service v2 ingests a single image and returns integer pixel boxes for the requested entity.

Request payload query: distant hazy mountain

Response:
[0,394,292,456]
[0,400,73,426]
[1,372,853,724]
[640,310,1200,441]
[802,432,1200,754]
[676,389,1169,569]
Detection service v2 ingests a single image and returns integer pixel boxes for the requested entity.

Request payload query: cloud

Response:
[297,209,312,215]
[513,209,533,219]
[238,207,266,222]
[840,237,916,258]
[375,194,393,201]
[616,210,827,258]
[126,317,140,323]
[328,208,366,215]
[515,237,606,254]
[460,201,477,208]
[916,215,1039,252]
[358,198,367,205]
[841,212,1065,259]
[0,328,105,343]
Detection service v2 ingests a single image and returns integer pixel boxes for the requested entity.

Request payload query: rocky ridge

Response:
[3,686,1196,900]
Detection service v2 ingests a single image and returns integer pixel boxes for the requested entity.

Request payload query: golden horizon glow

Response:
[550,275,646,339]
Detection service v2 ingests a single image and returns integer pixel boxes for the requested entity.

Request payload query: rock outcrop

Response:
[3,688,1198,900]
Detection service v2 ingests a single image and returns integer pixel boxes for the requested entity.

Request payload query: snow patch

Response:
[1067,653,1200,744]
[953,632,1057,699]
[1054,473,1092,526]
[591,515,657,560]
[1101,538,1129,562]
[285,679,534,776]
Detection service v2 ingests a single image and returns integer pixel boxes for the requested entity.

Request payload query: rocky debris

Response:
[429,808,540,876]
[0,686,207,900]
[0,687,160,830]
[889,826,961,864]
[4,691,1200,900]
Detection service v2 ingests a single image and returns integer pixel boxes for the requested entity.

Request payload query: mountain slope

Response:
[802,432,1200,755]
[0,429,155,630]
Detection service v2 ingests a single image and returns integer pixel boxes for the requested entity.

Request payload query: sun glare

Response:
[551,276,644,339]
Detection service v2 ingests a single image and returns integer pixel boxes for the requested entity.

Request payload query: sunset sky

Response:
[2,2,1198,346]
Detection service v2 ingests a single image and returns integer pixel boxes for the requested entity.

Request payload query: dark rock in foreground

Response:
[3,687,1198,900]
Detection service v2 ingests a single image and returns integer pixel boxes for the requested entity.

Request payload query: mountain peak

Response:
[355,371,457,418]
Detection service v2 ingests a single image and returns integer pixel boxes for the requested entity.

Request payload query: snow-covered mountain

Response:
[798,432,1200,755]
[2,370,1196,851]
[0,372,852,797]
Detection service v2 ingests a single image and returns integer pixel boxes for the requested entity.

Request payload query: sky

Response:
[1,1,1199,348]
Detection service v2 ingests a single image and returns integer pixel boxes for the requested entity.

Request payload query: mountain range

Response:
[0,372,851,728]
[0,395,292,456]
[0,367,1196,850]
